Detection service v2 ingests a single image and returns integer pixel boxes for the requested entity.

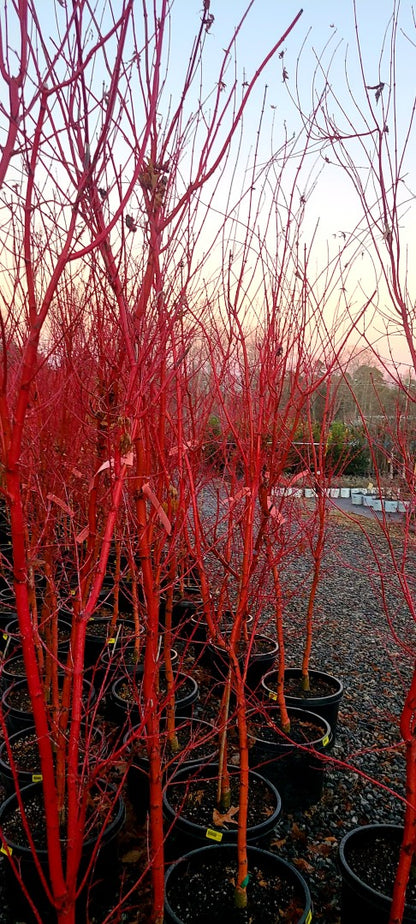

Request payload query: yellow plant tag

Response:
[268,691,278,701]
[322,734,330,747]
[305,911,312,924]
[1,843,12,857]
[2,633,8,640]
[206,828,223,842]
[107,638,116,645]
[32,774,43,782]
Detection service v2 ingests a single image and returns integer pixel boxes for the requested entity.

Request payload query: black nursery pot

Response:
[339,824,416,924]
[160,585,202,634]
[0,780,126,924]
[248,705,332,811]
[262,667,344,744]
[1,614,70,662]
[84,615,138,670]
[0,726,46,791]
[124,715,219,824]
[163,762,282,860]
[0,620,74,691]
[102,577,143,615]
[0,723,108,794]
[99,638,146,690]
[207,634,279,690]
[110,669,199,728]
[0,612,19,656]
[1,677,96,735]
[84,615,116,669]
[0,651,27,688]
[164,844,313,924]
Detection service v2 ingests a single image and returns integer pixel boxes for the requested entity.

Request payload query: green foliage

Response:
[325,421,370,476]
[343,427,371,476]
[283,423,321,474]
[203,414,228,470]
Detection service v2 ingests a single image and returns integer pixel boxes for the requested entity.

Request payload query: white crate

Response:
[397,500,410,513]
[363,495,375,507]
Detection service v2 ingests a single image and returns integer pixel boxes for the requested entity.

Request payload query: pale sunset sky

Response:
[168,1,415,374]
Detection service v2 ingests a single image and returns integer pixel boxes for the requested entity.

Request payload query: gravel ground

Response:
[0,498,414,922]
[264,502,416,923]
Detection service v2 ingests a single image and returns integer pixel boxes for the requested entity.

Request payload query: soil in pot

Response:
[262,667,344,745]
[0,780,126,923]
[164,843,313,924]
[0,723,108,793]
[110,669,199,728]
[84,613,139,669]
[207,634,278,690]
[248,705,331,811]
[163,762,281,860]
[125,716,219,823]
[339,824,416,924]
[2,677,96,734]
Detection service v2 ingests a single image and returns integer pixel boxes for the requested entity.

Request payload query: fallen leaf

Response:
[121,849,142,864]
[291,822,307,844]
[212,805,239,826]
[311,842,333,858]
[293,857,314,874]
[271,836,287,849]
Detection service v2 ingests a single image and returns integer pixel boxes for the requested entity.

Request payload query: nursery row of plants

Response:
[0,2,415,923]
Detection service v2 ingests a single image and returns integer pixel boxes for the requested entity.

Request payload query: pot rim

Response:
[339,823,416,910]
[163,762,282,840]
[248,704,332,751]
[123,715,219,768]
[262,668,344,704]
[1,676,96,714]
[0,780,125,858]
[164,843,313,924]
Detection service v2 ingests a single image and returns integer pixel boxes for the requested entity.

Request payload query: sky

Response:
[0,0,414,375]
[166,1,416,374]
